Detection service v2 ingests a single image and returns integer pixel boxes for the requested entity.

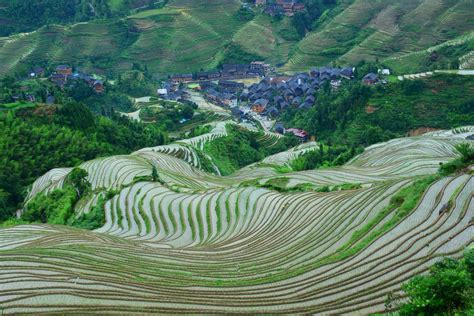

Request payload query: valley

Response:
[0,0,473,314]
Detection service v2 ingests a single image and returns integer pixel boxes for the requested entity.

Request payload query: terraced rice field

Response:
[1,124,473,314]
[0,0,246,76]
[2,0,472,77]
[282,0,474,72]
[126,0,246,74]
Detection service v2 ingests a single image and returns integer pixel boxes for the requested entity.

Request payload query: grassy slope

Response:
[383,31,474,74]
[0,0,472,76]
[231,15,300,66]
[0,0,247,77]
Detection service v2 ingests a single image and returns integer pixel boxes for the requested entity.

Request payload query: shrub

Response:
[399,249,474,315]
[70,195,106,230]
[23,187,78,225]
[439,143,474,175]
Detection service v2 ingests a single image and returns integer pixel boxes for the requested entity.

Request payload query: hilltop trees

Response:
[1,0,113,36]
[22,167,91,226]
[456,143,474,163]
[22,187,78,225]
[203,126,300,175]
[66,168,90,197]
[291,145,361,171]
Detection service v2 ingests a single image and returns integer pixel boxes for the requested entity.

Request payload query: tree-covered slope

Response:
[0,0,116,36]
[281,74,474,146]
[0,100,167,222]
[0,0,163,36]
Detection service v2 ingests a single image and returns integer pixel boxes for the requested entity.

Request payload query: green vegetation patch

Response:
[202,125,299,175]
[439,143,474,176]
[23,186,78,225]
[281,74,474,148]
[0,101,35,110]
[396,249,474,315]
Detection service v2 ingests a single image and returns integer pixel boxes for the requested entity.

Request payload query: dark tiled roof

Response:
[254,98,269,106]
[292,96,302,105]
[341,67,354,78]
[280,101,290,109]
[299,102,312,109]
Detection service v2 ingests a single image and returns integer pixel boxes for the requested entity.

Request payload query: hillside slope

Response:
[0,0,247,77]
[0,0,472,77]
[283,0,474,71]
[0,124,473,314]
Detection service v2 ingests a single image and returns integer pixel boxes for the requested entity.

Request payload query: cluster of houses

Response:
[254,0,306,17]
[47,65,104,93]
[11,86,40,104]
[202,80,244,107]
[241,66,355,118]
[158,66,359,138]
[158,64,391,140]
[170,62,271,84]
[8,64,108,106]
[157,81,188,101]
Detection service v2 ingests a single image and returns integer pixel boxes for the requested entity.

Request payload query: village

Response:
[157,61,386,141]
[7,65,106,105]
[13,59,386,142]
[243,0,307,17]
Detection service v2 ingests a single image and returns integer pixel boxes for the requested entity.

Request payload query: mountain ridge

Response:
[0,0,472,77]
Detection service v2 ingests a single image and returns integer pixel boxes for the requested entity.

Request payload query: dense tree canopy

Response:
[0,0,113,36]
[0,101,167,221]
[203,125,300,175]
[292,0,337,37]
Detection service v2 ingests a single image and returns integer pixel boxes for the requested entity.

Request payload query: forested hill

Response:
[0,0,111,36]
[0,0,162,36]
[0,100,167,222]
[0,0,472,78]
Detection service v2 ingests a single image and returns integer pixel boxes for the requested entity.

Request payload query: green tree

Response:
[66,168,90,197]
[399,250,473,315]
[23,187,78,225]
[455,143,474,163]
[151,165,159,182]
[0,190,11,220]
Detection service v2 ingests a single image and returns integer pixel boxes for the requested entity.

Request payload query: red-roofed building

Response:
[287,128,309,140]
